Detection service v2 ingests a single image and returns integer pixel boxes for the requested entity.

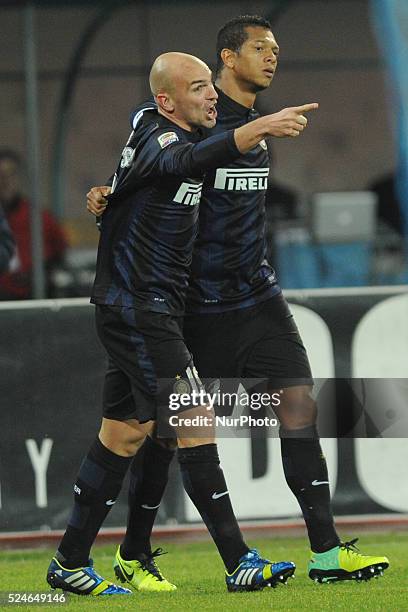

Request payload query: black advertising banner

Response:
[0,301,184,532]
[0,288,407,531]
[1,302,107,531]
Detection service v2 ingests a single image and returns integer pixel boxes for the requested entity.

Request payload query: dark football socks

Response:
[120,436,175,559]
[178,443,249,573]
[57,437,132,568]
[280,425,340,553]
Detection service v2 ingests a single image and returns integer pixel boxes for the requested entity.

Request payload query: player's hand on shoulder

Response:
[264,102,319,138]
[86,186,111,216]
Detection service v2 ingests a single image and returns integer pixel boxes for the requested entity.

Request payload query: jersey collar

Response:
[215,86,258,120]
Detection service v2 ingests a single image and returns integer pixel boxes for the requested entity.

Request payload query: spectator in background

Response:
[0,149,68,300]
[0,203,15,274]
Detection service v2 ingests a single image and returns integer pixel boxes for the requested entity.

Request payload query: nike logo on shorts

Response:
[311,480,329,486]
[105,499,116,505]
[212,491,229,500]
[141,503,161,510]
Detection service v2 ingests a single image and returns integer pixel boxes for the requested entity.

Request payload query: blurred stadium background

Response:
[0,0,407,542]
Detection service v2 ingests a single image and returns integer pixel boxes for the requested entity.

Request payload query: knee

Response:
[99,419,149,457]
[119,433,147,456]
[174,406,215,447]
[275,385,317,431]
[102,431,147,457]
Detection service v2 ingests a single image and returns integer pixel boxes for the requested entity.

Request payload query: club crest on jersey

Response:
[173,378,191,394]
[173,181,203,206]
[259,139,268,150]
[157,131,179,148]
[173,365,204,395]
[214,167,269,191]
[120,146,135,168]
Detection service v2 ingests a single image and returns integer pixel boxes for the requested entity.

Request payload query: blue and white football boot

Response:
[225,549,296,592]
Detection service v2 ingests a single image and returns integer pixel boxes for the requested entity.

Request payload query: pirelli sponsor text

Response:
[214,167,269,191]
[173,182,203,206]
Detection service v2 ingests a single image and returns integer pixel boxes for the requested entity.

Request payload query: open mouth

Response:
[207,104,217,120]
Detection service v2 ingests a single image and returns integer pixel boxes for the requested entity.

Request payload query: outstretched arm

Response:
[234,102,319,153]
[86,102,318,216]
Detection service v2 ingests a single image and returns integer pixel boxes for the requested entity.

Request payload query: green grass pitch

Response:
[0,532,406,611]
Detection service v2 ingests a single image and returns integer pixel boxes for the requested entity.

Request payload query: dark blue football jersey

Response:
[91,104,240,315]
[186,87,280,313]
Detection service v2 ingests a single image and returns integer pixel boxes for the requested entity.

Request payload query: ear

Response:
[156,92,175,113]
[220,48,236,69]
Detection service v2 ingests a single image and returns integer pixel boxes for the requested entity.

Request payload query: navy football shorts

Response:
[95,305,204,424]
[183,292,313,389]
